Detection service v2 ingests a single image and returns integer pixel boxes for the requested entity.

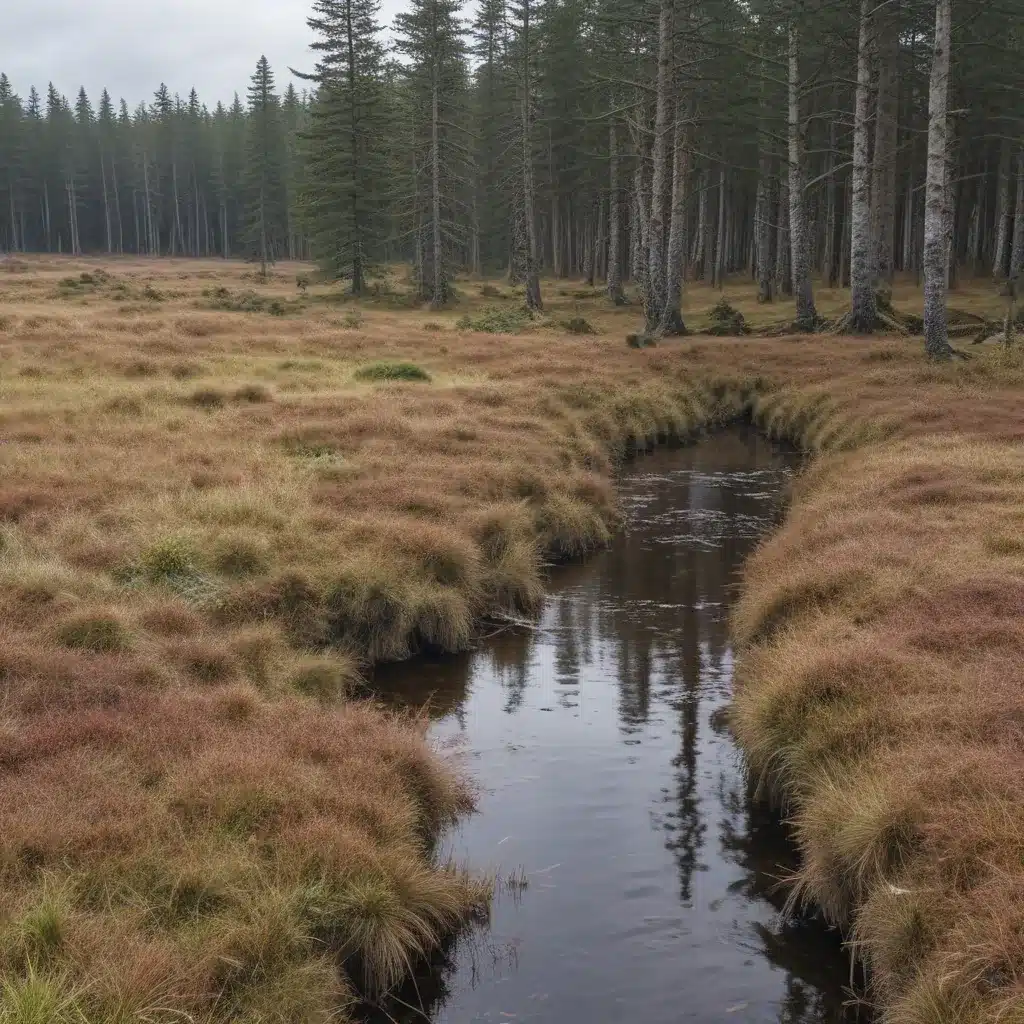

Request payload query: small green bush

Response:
[353,361,431,383]
[456,307,534,334]
[140,537,202,583]
[561,316,597,335]
[705,298,750,336]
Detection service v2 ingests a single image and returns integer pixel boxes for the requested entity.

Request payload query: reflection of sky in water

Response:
[369,429,859,1024]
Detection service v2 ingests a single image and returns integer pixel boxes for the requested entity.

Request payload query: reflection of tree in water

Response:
[716,721,862,1022]
[485,625,534,714]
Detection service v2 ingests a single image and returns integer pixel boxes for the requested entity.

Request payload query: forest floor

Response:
[0,254,1022,1022]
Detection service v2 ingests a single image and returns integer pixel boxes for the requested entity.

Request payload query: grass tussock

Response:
[353,360,431,383]
[0,255,1022,1019]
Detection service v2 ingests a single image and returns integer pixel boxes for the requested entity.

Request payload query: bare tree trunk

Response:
[776,172,791,297]
[520,0,542,312]
[993,142,1012,277]
[901,176,914,272]
[714,168,726,289]
[100,153,112,253]
[430,73,446,308]
[871,4,899,286]
[756,171,773,302]
[824,119,837,285]
[43,182,51,252]
[172,161,185,256]
[690,170,705,277]
[660,104,689,334]
[607,114,626,304]
[645,0,674,331]
[111,160,123,253]
[633,156,650,301]
[923,0,952,358]
[788,21,816,329]
[1008,150,1024,280]
[142,154,155,255]
[849,0,876,330]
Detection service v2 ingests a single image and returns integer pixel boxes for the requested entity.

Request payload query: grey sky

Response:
[3,0,409,109]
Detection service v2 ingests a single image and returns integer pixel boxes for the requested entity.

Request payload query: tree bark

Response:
[520,0,542,312]
[660,103,689,334]
[993,142,1012,278]
[825,119,838,286]
[871,4,899,286]
[607,114,626,304]
[775,171,791,297]
[692,170,707,279]
[1008,150,1024,280]
[430,72,446,308]
[714,168,726,289]
[849,0,876,330]
[788,21,816,329]
[645,0,674,331]
[923,0,952,358]
[755,171,773,302]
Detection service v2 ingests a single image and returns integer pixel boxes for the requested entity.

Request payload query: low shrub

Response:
[561,316,598,335]
[353,361,431,383]
[456,307,534,334]
[705,298,750,336]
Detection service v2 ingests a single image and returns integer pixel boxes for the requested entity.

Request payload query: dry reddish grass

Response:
[0,254,1022,1020]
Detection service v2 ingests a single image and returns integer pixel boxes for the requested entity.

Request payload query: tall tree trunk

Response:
[111,160,123,254]
[788,21,816,329]
[871,5,899,286]
[660,103,689,335]
[132,190,140,254]
[645,0,673,331]
[901,176,914,272]
[172,162,185,256]
[755,171,773,302]
[714,168,726,289]
[692,170,707,278]
[849,0,876,330]
[143,154,155,256]
[1008,150,1024,280]
[776,172,791,297]
[431,73,445,308]
[43,182,51,252]
[923,0,952,358]
[607,114,625,303]
[825,119,838,286]
[99,154,112,253]
[993,142,1012,278]
[520,1,542,312]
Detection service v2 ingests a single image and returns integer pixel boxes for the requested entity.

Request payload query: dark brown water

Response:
[371,428,860,1024]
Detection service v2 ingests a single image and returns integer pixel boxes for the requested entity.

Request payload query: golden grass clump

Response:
[1,254,1023,1018]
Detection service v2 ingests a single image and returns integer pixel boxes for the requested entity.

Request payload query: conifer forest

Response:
[2,0,1021,341]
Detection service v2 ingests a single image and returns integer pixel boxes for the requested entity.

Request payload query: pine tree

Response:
[242,56,288,275]
[302,0,391,292]
[394,0,471,306]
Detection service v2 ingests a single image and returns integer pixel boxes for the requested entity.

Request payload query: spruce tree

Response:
[394,0,471,306]
[302,0,390,293]
[242,56,288,275]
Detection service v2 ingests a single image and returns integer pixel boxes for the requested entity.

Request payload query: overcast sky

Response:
[3,0,411,109]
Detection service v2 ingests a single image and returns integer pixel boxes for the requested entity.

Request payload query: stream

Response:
[371,427,860,1024]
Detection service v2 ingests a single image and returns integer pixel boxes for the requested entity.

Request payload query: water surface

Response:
[372,428,858,1024]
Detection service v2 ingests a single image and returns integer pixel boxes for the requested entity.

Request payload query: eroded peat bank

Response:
[0,256,1022,1022]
